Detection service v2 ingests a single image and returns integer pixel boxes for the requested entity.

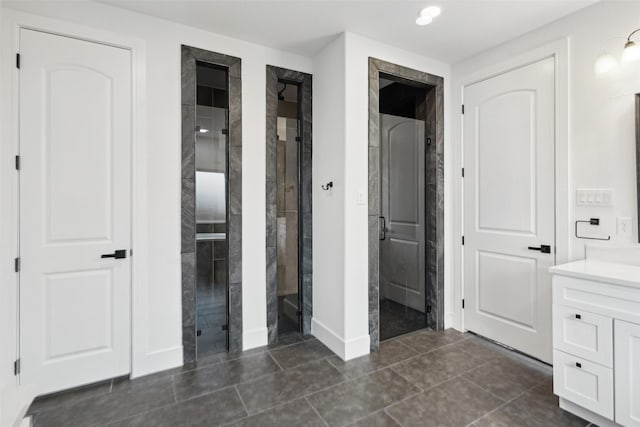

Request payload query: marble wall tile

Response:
[182,252,197,364]
[181,105,196,254]
[229,146,242,216]
[229,77,242,147]
[368,215,380,351]
[368,147,379,216]
[266,246,278,342]
[229,214,242,284]
[229,283,243,353]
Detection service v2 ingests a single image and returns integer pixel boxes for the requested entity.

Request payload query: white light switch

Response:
[576,188,615,207]
[618,217,633,238]
[357,190,366,205]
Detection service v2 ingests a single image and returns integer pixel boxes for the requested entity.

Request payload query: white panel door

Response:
[380,114,426,312]
[614,320,640,427]
[19,29,132,394]
[463,57,555,363]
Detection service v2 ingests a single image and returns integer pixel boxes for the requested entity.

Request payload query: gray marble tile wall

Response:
[265,66,313,343]
[368,58,445,351]
[182,45,243,363]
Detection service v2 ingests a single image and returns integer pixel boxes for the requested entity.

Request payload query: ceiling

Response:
[101,0,597,63]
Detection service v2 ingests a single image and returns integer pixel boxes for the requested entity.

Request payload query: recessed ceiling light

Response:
[196,126,210,133]
[415,15,433,26]
[420,6,441,18]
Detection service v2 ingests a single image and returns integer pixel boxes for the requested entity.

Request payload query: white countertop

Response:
[550,259,640,289]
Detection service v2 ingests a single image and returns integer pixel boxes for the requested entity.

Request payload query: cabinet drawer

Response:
[553,350,613,420]
[553,304,613,367]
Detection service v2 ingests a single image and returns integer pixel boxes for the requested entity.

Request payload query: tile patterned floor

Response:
[27,330,593,427]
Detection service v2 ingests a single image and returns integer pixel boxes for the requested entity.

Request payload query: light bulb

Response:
[594,52,618,76]
[420,6,441,18]
[415,15,433,26]
[623,40,640,63]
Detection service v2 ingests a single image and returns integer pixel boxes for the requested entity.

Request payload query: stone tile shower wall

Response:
[368,58,445,351]
[266,66,312,343]
[182,45,243,362]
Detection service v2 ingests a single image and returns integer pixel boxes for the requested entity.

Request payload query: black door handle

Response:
[528,245,551,254]
[379,216,386,240]
[101,249,127,259]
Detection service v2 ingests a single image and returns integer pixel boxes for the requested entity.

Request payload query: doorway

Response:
[19,29,132,395]
[368,58,445,350]
[462,57,556,363]
[265,66,312,343]
[181,46,243,363]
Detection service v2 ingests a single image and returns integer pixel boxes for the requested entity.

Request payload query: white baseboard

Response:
[311,317,369,361]
[1,383,36,427]
[243,327,268,351]
[131,345,182,379]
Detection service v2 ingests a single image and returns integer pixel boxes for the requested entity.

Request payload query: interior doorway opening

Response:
[265,66,312,344]
[276,81,301,337]
[378,74,431,341]
[368,58,445,351]
[195,62,230,357]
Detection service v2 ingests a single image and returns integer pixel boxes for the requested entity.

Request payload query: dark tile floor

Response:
[379,298,427,341]
[27,329,593,427]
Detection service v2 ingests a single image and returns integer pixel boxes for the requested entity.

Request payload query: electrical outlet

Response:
[617,217,633,238]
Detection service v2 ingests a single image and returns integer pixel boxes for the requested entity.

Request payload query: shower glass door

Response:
[195,62,229,356]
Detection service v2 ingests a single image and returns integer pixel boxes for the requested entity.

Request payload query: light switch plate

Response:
[617,217,633,237]
[357,190,366,205]
[576,188,615,207]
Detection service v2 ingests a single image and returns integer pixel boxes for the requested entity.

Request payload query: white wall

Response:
[0,1,312,391]
[452,1,640,328]
[311,31,453,359]
[311,34,348,355]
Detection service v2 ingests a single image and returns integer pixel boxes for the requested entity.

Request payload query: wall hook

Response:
[321,181,334,191]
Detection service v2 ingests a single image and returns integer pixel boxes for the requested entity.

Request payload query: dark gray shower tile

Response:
[229,145,242,215]
[181,47,195,106]
[228,282,243,353]
[268,339,333,370]
[368,147,379,216]
[229,77,242,146]
[266,245,278,343]
[228,214,242,284]
[306,368,420,426]
[385,377,503,427]
[108,387,246,427]
[236,359,345,414]
[173,352,280,401]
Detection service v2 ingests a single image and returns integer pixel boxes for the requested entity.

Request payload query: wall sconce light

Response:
[595,28,640,76]
[623,29,640,64]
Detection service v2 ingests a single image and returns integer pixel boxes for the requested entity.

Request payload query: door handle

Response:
[527,245,551,254]
[379,216,386,241]
[101,249,127,259]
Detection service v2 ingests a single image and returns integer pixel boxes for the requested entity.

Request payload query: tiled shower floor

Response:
[27,330,592,427]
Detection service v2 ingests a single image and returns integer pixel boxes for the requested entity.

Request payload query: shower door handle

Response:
[380,216,386,240]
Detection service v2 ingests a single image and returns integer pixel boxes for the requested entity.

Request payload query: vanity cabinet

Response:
[550,261,640,427]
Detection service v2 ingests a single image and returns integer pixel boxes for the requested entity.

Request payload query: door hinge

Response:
[16,53,20,69]
[462,299,465,309]
[14,359,20,375]
[462,236,465,245]
[221,129,229,135]
[426,305,432,314]
[15,156,20,171]
[295,136,302,142]
[461,104,465,114]
[461,168,464,177]
[14,257,20,273]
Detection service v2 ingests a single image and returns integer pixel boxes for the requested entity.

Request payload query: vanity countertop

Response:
[550,259,640,289]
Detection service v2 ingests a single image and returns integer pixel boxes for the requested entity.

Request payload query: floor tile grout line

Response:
[171,375,178,404]
[305,396,330,427]
[233,385,251,417]
[265,350,285,371]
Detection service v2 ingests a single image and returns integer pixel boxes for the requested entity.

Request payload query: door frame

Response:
[2,11,149,398]
[368,57,445,351]
[181,45,243,361]
[265,66,312,343]
[456,38,570,332]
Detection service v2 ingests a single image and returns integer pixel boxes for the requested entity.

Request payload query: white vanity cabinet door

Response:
[553,305,613,367]
[615,320,640,427]
[553,350,614,419]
